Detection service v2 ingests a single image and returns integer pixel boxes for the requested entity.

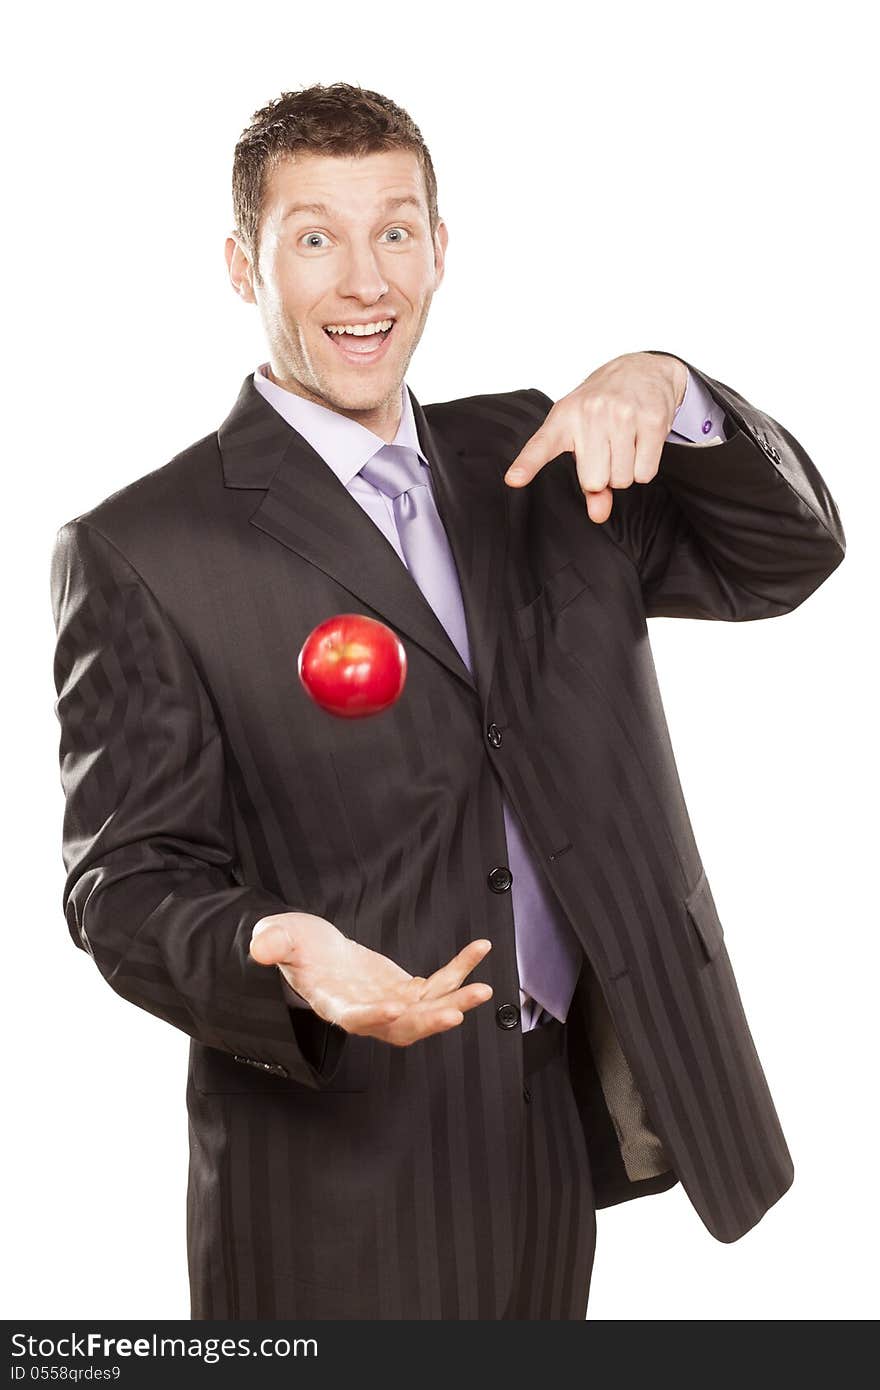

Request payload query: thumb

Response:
[249,918,296,965]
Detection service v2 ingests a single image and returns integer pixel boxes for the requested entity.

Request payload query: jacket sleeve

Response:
[531,354,846,620]
[49,518,348,1088]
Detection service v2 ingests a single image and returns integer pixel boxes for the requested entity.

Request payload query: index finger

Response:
[504,424,562,487]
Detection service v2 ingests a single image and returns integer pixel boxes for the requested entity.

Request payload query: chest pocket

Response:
[515,558,594,641]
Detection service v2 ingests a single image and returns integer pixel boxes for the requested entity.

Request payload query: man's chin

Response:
[315,375,405,414]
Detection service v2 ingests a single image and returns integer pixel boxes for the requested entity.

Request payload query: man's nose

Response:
[335,242,390,303]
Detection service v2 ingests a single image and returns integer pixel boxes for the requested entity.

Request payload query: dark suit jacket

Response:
[49,354,846,1319]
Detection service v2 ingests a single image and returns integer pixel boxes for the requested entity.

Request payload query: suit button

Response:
[523,1083,532,1103]
[488,865,512,892]
[487,722,503,748]
[496,1002,521,1030]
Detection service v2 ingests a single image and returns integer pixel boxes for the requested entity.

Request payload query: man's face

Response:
[228,150,447,425]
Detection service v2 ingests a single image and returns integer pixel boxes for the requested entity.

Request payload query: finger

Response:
[569,419,613,526]
[333,999,408,1036]
[607,409,637,490]
[572,417,610,498]
[374,981,492,1046]
[429,981,493,1014]
[585,486,614,525]
[504,424,563,487]
[632,419,666,485]
[423,938,493,996]
[249,919,300,966]
[382,1006,467,1047]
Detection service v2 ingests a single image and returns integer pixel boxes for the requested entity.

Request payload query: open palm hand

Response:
[250,912,494,1046]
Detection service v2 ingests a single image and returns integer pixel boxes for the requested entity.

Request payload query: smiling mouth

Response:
[323,322,395,359]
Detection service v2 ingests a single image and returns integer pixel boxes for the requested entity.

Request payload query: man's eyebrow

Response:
[282,194,424,222]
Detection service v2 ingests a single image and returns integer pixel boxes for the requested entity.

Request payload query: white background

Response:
[5,0,876,1321]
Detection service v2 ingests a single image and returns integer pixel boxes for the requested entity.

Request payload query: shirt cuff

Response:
[667,366,728,444]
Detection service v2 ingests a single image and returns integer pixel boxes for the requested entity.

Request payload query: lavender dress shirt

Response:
[252,362,728,1025]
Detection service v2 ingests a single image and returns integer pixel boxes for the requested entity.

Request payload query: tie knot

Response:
[359,443,427,499]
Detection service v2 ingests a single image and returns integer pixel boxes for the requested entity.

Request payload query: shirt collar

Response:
[252,363,429,487]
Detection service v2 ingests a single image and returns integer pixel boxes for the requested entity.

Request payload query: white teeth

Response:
[324,319,393,336]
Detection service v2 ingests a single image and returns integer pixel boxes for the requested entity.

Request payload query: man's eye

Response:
[298,227,411,249]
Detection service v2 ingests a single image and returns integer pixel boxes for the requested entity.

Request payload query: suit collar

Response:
[217,372,508,707]
[250,365,429,485]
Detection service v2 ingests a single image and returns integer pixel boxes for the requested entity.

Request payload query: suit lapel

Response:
[218,374,508,707]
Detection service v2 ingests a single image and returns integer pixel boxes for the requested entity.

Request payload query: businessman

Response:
[50,82,846,1321]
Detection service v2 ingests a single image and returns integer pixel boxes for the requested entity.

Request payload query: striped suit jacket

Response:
[50,355,846,1319]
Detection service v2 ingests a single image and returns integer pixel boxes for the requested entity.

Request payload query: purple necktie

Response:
[359,444,583,1025]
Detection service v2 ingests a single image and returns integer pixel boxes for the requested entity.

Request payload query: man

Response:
[50,82,845,1321]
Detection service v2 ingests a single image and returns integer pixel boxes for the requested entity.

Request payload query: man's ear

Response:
[433,219,448,289]
[225,232,256,303]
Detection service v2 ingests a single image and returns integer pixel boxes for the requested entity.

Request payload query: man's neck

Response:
[264,365,403,443]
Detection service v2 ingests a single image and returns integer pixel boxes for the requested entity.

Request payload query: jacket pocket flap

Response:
[192,1026,372,1095]
[684,869,725,962]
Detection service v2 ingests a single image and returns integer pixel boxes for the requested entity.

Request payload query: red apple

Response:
[298,613,407,718]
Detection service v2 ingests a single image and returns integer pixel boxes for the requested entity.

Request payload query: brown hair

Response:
[232,82,439,280]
